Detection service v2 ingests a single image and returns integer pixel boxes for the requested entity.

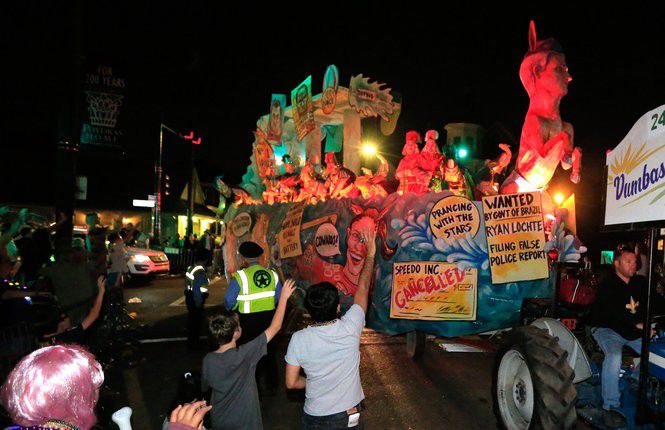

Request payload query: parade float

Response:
[220,21,586,342]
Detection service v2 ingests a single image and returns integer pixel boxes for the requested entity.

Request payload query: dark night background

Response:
[1,2,664,243]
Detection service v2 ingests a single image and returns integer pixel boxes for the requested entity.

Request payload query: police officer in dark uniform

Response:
[185,256,209,349]
[224,241,282,394]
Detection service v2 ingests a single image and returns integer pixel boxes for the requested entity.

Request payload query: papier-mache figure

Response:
[476,143,513,197]
[396,131,429,195]
[355,154,389,199]
[420,130,444,190]
[324,152,360,199]
[298,154,327,203]
[443,158,473,199]
[501,21,582,194]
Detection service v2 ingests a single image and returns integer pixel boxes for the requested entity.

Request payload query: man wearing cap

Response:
[224,240,282,395]
[185,256,210,349]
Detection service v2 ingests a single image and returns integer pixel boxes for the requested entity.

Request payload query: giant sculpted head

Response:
[519,21,572,101]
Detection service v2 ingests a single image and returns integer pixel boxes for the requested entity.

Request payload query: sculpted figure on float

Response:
[501,21,582,194]
[324,152,360,199]
[396,131,428,195]
[420,129,444,190]
[298,154,327,203]
[355,154,389,198]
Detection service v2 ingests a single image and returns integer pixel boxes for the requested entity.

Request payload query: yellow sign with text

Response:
[482,192,548,284]
[390,262,477,321]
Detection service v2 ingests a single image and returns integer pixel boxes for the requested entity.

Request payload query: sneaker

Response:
[602,409,626,428]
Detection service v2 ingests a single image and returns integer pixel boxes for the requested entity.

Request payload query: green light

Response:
[457,148,468,159]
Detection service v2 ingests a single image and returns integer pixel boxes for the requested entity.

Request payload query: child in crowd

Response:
[203,279,295,430]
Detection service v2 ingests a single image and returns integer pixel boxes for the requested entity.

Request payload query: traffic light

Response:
[164,173,170,196]
[457,146,469,159]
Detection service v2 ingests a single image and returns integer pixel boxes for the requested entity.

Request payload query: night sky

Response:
[2,2,664,238]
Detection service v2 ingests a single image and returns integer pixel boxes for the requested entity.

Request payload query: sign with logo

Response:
[429,195,480,240]
[291,76,315,142]
[232,212,252,237]
[390,262,477,321]
[314,222,340,257]
[80,64,126,147]
[267,94,286,143]
[321,65,339,115]
[278,203,306,258]
[605,104,665,225]
[482,192,548,284]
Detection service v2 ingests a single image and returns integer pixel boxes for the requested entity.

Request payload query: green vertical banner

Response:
[323,124,343,153]
[291,76,315,142]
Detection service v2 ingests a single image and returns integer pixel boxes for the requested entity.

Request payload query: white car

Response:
[126,247,170,276]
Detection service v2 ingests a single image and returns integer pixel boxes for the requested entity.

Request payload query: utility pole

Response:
[154,127,201,240]
[186,136,201,237]
[55,0,84,257]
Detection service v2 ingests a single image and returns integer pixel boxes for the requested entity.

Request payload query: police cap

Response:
[239,241,264,258]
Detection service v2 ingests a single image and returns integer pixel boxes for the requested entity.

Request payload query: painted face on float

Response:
[345,216,375,276]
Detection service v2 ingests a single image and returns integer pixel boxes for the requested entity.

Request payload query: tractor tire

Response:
[406,330,426,359]
[493,325,577,430]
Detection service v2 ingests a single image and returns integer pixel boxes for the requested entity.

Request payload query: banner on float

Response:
[482,192,548,284]
[390,262,477,321]
[605,104,665,225]
[278,203,306,258]
[291,76,315,141]
[267,94,286,143]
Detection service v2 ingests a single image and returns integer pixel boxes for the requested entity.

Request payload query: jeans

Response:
[302,405,363,430]
[592,327,642,410]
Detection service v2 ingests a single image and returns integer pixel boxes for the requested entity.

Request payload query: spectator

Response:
[46,275,106,343]
[107,232,128,288]
[285,225,376,429]
[203,279,295,430]
[0,344,104,429]
[41,242,97,327]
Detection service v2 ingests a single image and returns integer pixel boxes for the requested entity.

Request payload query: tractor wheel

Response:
[493,325,577,429]
[406,330,426,359]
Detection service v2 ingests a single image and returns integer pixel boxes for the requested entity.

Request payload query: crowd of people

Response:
[4,204,665,429]
[0,203,378,429]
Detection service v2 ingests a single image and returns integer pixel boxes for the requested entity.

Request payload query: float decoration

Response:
[348,74,395,121]
[500,20,582,196]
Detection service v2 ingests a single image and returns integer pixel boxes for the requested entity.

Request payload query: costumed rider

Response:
[224,240,283,395]
[185,255,210,350]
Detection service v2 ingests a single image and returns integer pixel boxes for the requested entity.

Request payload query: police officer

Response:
[224,241,282,394]
[185,256,209,349]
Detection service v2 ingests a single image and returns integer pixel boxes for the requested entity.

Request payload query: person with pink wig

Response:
[1,345,211,430]
[1,344,104,430]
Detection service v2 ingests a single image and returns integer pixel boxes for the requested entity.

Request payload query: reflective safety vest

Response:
[186,265,209,294]
[232,265,278,314]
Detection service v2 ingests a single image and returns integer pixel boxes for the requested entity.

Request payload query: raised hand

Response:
[359,225,377,259]
[169,400,212,430]
[280,279,296,301]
